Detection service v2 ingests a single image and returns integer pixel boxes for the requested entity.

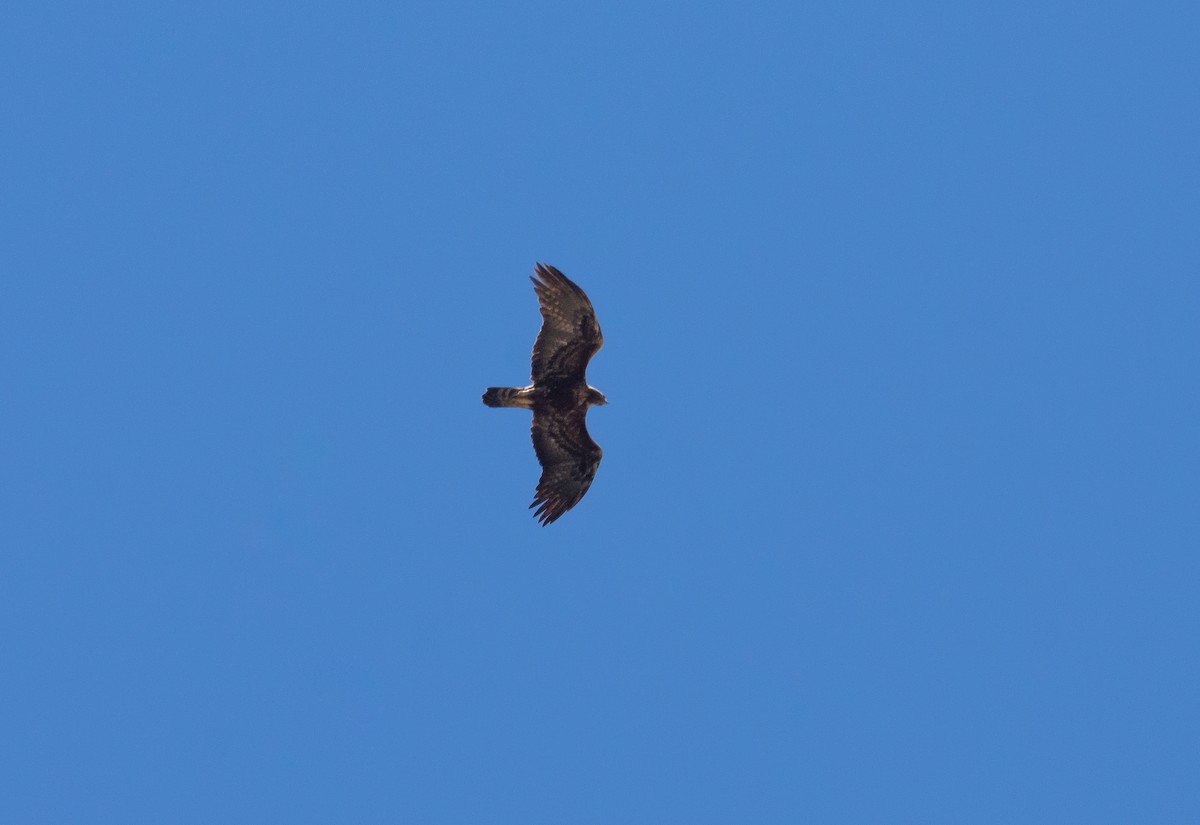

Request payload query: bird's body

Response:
[483,263,606,525]
[482,384,604,411]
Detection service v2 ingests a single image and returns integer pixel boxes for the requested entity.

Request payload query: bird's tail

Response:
[482,387,535,408]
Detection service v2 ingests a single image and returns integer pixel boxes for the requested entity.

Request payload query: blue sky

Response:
[2,2,1197,822]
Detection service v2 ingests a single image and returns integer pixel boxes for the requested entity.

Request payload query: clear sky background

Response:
[2,2,1197,823]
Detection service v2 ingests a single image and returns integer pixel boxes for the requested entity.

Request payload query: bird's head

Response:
[587,387,608,406]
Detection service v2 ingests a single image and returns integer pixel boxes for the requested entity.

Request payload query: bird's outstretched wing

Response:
[529,406,602,526]
[530,263,603,386]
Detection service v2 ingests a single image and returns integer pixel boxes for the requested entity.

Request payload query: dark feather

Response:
[529,407,602,525]
[530,263,603,386]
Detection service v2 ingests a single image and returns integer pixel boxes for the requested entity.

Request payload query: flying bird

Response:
[483,263,606,525]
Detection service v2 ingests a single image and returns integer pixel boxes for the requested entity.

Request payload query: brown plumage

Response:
[483,263,606,525]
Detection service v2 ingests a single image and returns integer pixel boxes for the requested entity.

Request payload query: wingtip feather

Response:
[538,267,589,313]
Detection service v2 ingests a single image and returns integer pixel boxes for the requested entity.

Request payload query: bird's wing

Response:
[529,263,603,386]
[529,406,602,525]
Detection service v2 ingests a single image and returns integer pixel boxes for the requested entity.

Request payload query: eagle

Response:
[482,263,606,525]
